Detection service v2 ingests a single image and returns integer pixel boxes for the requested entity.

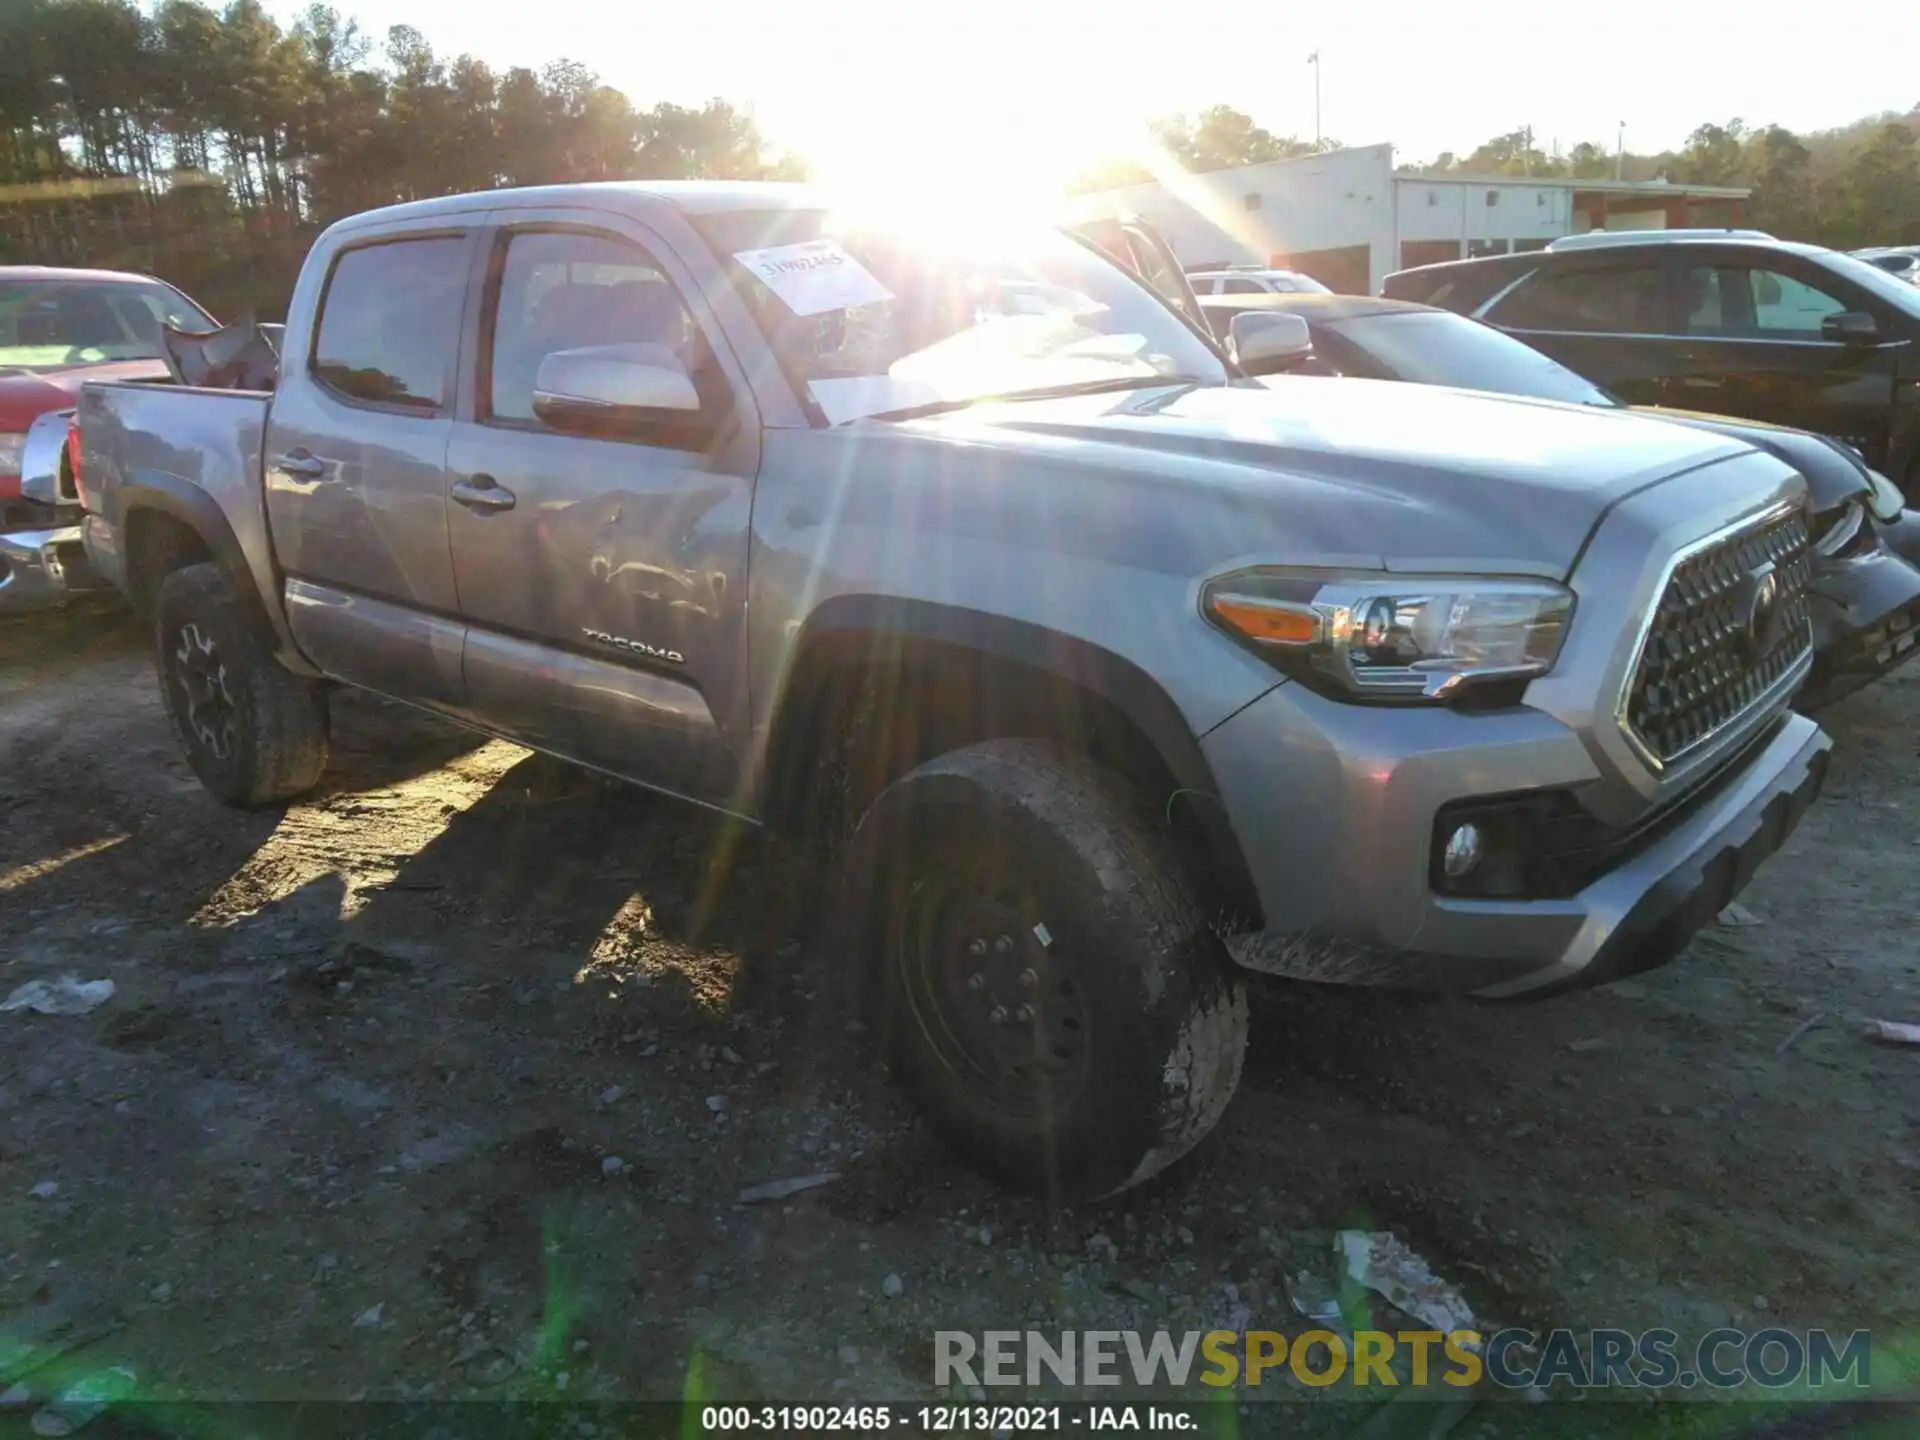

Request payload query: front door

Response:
[1669,253,1904,463]
[442,215,759,809]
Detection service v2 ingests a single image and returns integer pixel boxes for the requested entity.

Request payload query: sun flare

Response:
[797,84,1147,228]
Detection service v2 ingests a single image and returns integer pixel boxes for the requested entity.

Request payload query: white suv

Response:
[1187,267,1331,296]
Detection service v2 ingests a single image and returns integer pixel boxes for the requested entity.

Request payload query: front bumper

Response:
[1203,681,1831,999]
[0,525,107,615]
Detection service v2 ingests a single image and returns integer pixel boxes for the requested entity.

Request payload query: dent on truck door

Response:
[266,228,477,708]
[441,220,757,808]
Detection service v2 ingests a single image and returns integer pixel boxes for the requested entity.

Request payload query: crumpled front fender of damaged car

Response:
[1800,529,1920,709]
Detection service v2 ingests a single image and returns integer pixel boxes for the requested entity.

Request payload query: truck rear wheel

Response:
[154,562,329,807]
[841,739,1248,1202]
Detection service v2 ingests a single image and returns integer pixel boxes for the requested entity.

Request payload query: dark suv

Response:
[1384,231,1920,500]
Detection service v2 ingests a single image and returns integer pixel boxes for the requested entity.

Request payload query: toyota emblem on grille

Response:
[1739,560,1783,656]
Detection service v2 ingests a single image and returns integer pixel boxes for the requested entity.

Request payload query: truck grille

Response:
[1624,506,1813,767]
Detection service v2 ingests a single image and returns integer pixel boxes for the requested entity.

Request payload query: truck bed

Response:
[77,380,283,639]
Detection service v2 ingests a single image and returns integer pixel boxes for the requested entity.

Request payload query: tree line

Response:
[2,0,1915,321]
[0,0,801,318]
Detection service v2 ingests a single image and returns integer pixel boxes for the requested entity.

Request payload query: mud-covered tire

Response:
[153,562,329,807]
[840,738,1248,1202]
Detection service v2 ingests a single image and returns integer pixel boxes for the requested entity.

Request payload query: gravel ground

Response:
[1,606,1916,1438]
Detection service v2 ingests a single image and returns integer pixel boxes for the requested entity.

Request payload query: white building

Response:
[1071,143,1750,294]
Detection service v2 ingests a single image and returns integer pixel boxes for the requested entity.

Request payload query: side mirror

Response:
[1228,311,1313,374]
[1821,311,1879,346]
[532,344,705,432]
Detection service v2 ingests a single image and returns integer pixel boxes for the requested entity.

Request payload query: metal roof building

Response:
[1071,143,1751,294]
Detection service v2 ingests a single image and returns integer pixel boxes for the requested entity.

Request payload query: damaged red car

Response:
[1,266,216,609]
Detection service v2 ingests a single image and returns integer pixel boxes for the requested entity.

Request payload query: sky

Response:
[268,0,1919,191]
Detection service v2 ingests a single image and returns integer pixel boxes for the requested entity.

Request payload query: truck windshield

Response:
[694,209,1229,423]
[0,279,215,371]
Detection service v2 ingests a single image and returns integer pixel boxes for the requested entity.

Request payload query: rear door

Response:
[1474,253,1681,405]
[441,209,759,808]
[1668,249,1904,462]
[265,220,479,708]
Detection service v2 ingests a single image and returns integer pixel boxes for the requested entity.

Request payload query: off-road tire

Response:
[838,738,1249,1202]
[153,562,329,807]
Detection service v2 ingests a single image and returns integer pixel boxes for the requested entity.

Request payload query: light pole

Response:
[1616,121,1625,181]
[1308,51,1321,148]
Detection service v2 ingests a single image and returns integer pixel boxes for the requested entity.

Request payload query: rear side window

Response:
[1487,263,1665,334]
[312,237,468,410]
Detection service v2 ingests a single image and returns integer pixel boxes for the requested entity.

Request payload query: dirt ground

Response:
[1,605,1916,1438]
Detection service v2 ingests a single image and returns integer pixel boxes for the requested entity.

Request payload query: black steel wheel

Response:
[840,738,1248,1201]
[892,860,1095,1124]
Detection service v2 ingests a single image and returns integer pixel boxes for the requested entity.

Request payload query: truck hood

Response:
[880,376,1761,577]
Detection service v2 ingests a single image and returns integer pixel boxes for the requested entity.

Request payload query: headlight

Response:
[0,432,24,478]
[1864,468,1904,523]
[1203,568,1574,702]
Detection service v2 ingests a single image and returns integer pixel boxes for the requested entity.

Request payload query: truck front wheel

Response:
[153,562,329,807]
[841,739,1248,1202]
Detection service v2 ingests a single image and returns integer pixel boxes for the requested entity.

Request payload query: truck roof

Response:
[330,180,827,234]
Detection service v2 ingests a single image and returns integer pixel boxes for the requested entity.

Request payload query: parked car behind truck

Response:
[1383,230,1920,503]
[0,266,217,611]
[75,182,1832,1200]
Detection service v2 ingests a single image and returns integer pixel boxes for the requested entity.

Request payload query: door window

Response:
[486,230,701,425]
[1683,263,1849,339]
[1486,262,1665,333]
[1220,277,1266,294]
[311,237,468,410]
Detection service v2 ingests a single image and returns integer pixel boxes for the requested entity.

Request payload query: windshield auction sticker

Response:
[733,241,894,316]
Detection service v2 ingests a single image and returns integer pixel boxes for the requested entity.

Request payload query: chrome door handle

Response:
[274,451,326,482]
[451,475,516,512]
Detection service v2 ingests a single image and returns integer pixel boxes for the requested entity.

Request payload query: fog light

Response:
[1442,823,1484,878]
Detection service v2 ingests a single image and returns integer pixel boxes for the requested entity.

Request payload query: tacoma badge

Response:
[581,628,685,664]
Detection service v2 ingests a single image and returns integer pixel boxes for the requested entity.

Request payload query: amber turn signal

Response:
[1207,594,1322,647]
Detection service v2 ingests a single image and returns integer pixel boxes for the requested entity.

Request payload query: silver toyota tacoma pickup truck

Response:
[73,182,1832,1200]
